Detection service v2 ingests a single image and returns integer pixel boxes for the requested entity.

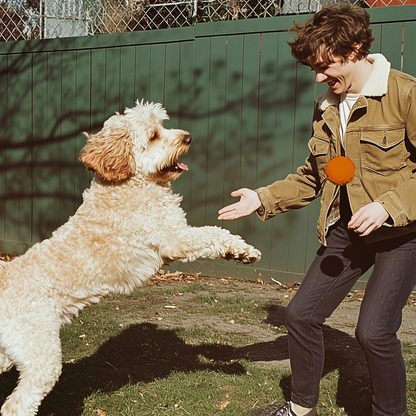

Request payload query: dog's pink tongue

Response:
[177,161,188,171]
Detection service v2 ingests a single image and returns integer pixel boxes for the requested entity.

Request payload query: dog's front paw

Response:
[224,244,261,264]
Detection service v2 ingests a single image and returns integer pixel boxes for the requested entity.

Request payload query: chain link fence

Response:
[0,0,414,42]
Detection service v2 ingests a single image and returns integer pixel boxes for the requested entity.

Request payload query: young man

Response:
[218,4,416,416]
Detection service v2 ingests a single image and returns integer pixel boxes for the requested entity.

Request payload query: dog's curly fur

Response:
[0,100,261,415]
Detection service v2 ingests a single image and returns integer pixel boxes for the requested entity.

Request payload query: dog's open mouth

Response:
[163,160,189,173]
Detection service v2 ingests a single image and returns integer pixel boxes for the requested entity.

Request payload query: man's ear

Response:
[348,43,362,61]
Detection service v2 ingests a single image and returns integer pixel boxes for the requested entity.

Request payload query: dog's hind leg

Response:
[0,325,62,416]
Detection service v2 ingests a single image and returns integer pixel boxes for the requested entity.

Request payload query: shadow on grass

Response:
[25,323,244,415]
[0,307,371,416]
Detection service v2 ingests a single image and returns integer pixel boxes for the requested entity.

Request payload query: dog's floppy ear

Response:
[79,116,136,182]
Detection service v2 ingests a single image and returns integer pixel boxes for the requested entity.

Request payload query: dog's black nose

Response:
[183,134,192,144]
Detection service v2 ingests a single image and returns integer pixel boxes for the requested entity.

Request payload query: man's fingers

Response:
[347,202,389,236]
[218,188,261,221]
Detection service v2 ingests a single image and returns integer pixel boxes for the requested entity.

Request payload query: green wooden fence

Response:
[1,6,416,285]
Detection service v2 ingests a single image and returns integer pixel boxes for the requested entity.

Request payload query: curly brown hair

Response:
[288,3,375,67]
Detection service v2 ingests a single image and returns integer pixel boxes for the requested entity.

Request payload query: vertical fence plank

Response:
[134,44,151,102]
[90,48,107,133]
[120,46,138,108]
[222,34,244,237]
[206,36,227,227]
[288,63,317,275]
[32,52,49,243]
[403,21,416,76]
[149,43,166,105]
[74,49,93,208]
[173,40,195,215]
[254,31,281,273]
[164,42,180,124]
[105,47,122,114]
[164,41,189,213]
[4,53,34,245]
[45,51,63,235]
[60,50,77,225]
[380,22,404,70]
[238,33,261,245]
[190,36,211,227]
[268,31,300,279]
[0,54,7,241]
[370,23,382,53]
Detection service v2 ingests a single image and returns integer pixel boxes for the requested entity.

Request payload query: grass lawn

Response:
[1,272,415,416]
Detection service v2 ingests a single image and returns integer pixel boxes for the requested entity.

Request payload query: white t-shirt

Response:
[339,92,360,147]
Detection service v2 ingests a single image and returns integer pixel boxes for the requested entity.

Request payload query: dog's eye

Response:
[150,131,160,141]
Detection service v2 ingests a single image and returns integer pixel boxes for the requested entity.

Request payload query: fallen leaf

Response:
[218,400,230,410]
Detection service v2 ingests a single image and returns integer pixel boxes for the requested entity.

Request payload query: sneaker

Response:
[250,402,318,416]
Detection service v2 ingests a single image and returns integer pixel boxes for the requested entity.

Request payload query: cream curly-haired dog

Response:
[0,100,261,415]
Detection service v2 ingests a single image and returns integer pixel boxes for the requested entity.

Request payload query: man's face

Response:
[309,53,358,95]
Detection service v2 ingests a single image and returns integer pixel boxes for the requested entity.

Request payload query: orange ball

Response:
[325,156,354,185]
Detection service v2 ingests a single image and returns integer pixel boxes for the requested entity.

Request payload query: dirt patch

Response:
[146,270,416,336]
[126,270,416,374]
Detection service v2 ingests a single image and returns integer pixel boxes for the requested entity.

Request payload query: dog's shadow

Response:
[0,307,372,416]
[32,323,245,415]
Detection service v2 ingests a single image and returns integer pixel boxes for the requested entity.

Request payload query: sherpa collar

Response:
[317,53,391,111]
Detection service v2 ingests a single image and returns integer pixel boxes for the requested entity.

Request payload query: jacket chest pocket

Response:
[309,135,331,156]
[308,136,331,181]
[360,129,407,175]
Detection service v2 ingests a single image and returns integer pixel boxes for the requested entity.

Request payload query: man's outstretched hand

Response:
[218,188,261,220]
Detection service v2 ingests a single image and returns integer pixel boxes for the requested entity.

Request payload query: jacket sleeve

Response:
[375,78,416,227]
[255,153,323,221]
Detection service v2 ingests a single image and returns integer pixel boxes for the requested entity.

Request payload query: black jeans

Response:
[285,219,416,416]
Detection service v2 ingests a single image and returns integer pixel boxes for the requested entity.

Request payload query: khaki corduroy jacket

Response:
[256,54,416,245]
